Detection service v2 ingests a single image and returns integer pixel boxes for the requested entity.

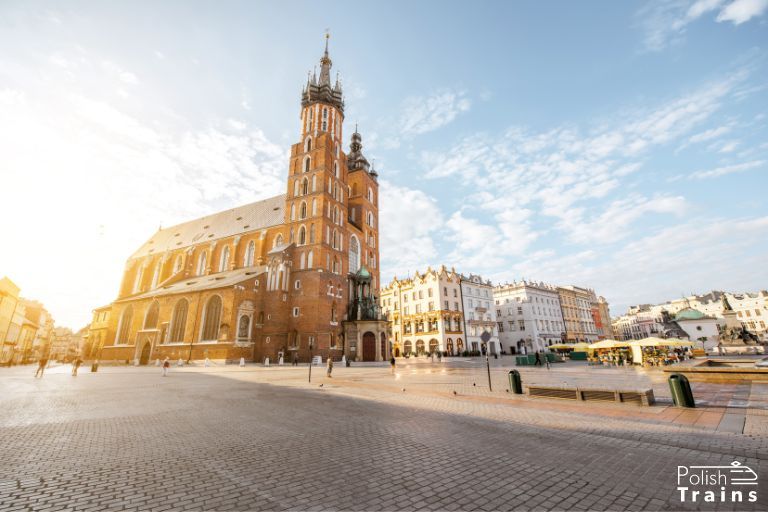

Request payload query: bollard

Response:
[668,373,695,407]
[508,370,523,394]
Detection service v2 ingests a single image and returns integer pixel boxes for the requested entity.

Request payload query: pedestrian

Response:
[292,353,298,366]
[34,357,48,378]
[239,357,245,367]
[390,356,396,374]
[162,357,170,377]
[326,356,333,378]
[71,357,82,376]
[534,351,542,366]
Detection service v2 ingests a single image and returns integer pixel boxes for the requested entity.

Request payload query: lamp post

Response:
[308,339,314,383]
[481,331,492,391]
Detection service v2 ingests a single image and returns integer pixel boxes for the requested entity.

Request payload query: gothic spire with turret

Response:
[302,33,344,113]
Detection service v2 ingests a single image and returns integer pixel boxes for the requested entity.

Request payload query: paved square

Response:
[1,361,766,511]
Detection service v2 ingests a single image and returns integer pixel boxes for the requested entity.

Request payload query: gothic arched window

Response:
[219,246,230,272]
[300,201,307,220]
[245,241,255,267]
[309,224,315,244]
[197,251,207,276]
[305,137,312,152]
[169,299,188,343]
[117,306,133,344]
[298,225,306,245]
[311,198,317,216]
[143,301,159,329]
[302,177,309,195]
[304,156,311,172]
[274,234,283,248]
[173,254,183,274]
[200,295,222,341]
[349,235,361,274]
[151,260,162,289]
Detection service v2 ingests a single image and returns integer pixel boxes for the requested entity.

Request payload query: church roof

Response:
[118,266,267,302]
[130,194,285,259]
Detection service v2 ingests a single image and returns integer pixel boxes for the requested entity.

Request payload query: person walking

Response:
[34,357,48,378]
[390,356,396,374]
[534,351,542,366]
[326,356,333,378]
[71,357,82,376]
[162,357,170,377]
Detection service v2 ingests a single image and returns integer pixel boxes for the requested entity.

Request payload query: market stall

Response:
[586,339,631,366]
[628,337,695,366]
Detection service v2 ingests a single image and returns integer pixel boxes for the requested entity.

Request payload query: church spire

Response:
[319,32,332,86]
[300,31,344,114]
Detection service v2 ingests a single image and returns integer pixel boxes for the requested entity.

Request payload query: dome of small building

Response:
[674,308,706,321]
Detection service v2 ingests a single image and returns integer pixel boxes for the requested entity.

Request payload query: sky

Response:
[1,0,767,329]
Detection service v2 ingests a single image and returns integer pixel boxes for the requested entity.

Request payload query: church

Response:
[95,38,388,365]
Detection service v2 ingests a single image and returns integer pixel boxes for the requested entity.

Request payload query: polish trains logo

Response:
[677,461,758,504]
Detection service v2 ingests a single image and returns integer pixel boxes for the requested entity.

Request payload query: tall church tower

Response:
[283,35,387,362]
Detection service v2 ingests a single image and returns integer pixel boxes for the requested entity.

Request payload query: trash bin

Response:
[91,363,99,373]
[508,370,523,394]
[668,373,695,407]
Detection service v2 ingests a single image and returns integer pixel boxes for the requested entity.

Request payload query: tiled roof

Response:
[130,194,286,259]
[117,266,267,302]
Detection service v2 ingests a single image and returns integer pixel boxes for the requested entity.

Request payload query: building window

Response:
[298,225,306,245]
[349,235,361,273]
[117,306,133,344]
[219,246,230,272]
[304,157,311,172]
[143,301,159,329]
[293,307,300,317]
[305,137,312,152]
[169,299,188,343]
[200,295,222,341]
[238,315,251,340]
[197,251,207,276]
[173,255,183,274]
[245,241,255,267]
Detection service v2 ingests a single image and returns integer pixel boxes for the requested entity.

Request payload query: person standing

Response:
[35,357,48,378]
[534,351,542,366]
[71,357,82,376]
[390,356,396,374]
[292,353,298,366]
[326,357,333,378]
[162,357,170,377]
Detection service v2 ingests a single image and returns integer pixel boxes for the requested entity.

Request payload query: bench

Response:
[525,385,654,406]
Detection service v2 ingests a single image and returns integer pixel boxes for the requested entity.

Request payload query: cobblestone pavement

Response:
[1,363,767,511]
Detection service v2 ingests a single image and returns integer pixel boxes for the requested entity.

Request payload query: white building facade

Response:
[493,281,565,354]
[380,266,466,356]
[460,274,499,356]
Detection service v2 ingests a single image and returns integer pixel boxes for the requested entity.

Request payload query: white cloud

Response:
[0,86,286,329]
[689,159,765,179]
[716,0,768,24]
[400,89,471,136]
[379,181,443,280]
[101,60,139,85]
[637,0,766,51]
[419,71,747,258]
[688,124,733,144]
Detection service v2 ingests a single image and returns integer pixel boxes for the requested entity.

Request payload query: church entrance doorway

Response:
[139,342,151,365]
[362,332,376,362]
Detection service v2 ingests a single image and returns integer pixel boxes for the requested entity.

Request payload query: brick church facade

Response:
[96,38,388,364]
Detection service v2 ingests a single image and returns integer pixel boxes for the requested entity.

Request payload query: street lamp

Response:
[308,339,314,383]
[481,331,492,391]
